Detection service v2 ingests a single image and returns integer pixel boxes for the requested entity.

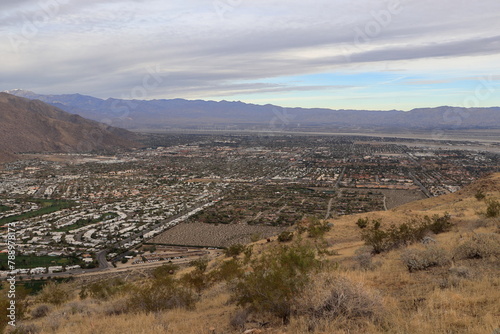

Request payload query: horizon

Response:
[1,1,500,110]
[3,89,500,113]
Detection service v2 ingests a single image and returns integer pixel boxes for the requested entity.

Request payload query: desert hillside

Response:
[2,174,499,334]
[0,93,138,163]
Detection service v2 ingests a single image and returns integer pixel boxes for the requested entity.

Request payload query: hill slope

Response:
[5,89,500,131]
[5,174,499,334]
[0,93,138,162]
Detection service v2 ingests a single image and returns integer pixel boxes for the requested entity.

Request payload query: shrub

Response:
[475,190,486,201]
[295,272,384,325]
[36,282,73,306]
[356,217,370,229]
[229,308,250,330]
[103,297,129,316]
[189,257,209,272]
[401,246,450,272]
[128,276,196,313]
[232,243,320,324]
[79,278,127,301]
[353,248,379,271]
[278,231,294,242]
[307,219,332,239]
[31,304,50,319]
[425,212,453,234]
[225,243,246,257]
[211,258,243,283]
[485,199,500,218]
[453,233,500,259]
[361,215,452,254]
[152,263,179,279]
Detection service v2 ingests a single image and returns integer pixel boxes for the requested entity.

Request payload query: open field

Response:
[150,222,287,247]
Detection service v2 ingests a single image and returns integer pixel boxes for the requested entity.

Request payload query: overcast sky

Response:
[1,0,499,110]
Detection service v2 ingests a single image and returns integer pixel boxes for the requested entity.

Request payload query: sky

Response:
[1,0,500,110]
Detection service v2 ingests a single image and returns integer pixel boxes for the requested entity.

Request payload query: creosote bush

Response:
[278,231,294,242]
[401,246,450,272]
[36,282,73,306]
[128,275,197,313]
[453,233,500,259]
[361,213,453,253]
[232,243,321,324]
[224,243,246,257]
[485,199,500,218]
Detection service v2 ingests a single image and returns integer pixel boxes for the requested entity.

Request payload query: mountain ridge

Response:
[5,89,500,131]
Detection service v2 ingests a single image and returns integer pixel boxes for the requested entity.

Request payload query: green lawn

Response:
[56,212,118,232]
[0,205,12,213]
[0,199,75,225]
[0,254,80,270]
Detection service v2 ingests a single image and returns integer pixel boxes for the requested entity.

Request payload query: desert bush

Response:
[79,278,127,301]
[448,266,472,279]
[353,247,379,271]
[128,276,196,313]
[401,246,450,272]
[307,218,332,239]
[225,243,246,257]
[485,199,500,218]
[356,217,371,229]
[229,308,250,330]
[102,297,129,316]
[295,272,384,326]
[189,256,209,272]
[454,233,500,259]
[36,282,73,306]
[211,258,243,283]
[152,263,179,279]
[181,269,210,294]
[232,243,321,324]
[474,190,486,201]
[362,215,452,254]
[425,212,453,234]
[30,304,50,319]
[278,231,294,242]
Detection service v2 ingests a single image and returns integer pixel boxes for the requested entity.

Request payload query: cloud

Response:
[0,0,499,108]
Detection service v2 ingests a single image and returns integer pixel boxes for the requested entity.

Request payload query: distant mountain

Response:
[5,89,500,131]
[0,93,138,162]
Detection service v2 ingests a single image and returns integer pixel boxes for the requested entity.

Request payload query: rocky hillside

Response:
[0,93,138,162]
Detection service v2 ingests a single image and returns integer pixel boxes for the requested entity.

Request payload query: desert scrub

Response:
[485,199,500,218]
[36,281,73,306]
[30,304,51,319]
[294,272,384,327]
[401,246,450,272]
[232,243,321,324]
[79,277,128,301]
[128,275,197,313]
[453,233,500,259]
[361,214,453,253]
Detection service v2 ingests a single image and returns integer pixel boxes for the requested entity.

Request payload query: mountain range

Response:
[5,89,500,131]
[0,93,138,163]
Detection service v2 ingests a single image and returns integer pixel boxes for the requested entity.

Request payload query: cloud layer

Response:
[1,0,499,109]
